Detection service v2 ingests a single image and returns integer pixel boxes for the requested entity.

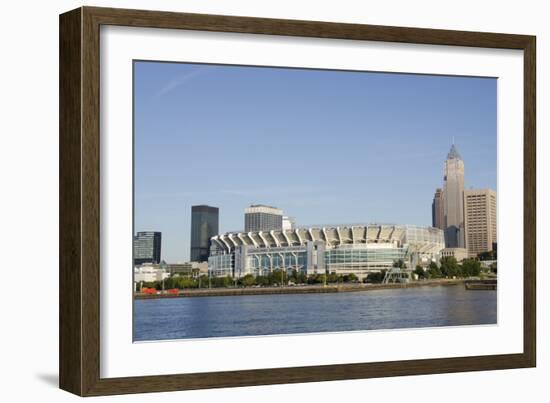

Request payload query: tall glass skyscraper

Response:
[442,144,465,248]
[133,231,162,265]
[190,205,219,262]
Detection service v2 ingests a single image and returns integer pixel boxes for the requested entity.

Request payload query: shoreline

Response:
[134,279,480,300]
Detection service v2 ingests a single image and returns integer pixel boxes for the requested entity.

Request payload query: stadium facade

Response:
[208,224,445,279]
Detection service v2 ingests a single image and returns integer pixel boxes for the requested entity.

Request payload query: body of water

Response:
[134,285,497,341]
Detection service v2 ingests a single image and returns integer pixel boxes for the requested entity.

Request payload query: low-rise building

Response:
[440,247,469,262]
[134,264,170,283]
[166,262,208,277]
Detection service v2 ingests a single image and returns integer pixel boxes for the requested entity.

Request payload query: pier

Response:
[465,279,497,290]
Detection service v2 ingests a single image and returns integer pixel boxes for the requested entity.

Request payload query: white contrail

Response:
[153,66,214,99]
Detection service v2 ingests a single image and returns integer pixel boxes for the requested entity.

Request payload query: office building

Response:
[464,188,497,257]
[432,188,445,230]
[133,231,162,265]
[442,144,465,248]
[190,205,219,262]
[244,204,283,232]
[165,262,209,277]
[440,247,469,262]
[209,224,444,279]
[134,263,170,283]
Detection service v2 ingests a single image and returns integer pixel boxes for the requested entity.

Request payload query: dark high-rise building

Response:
[190,205,219,262]
[244,204,283,232]
[133,231,162,265]
[432,188,445,230]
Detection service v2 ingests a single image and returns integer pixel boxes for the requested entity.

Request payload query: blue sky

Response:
[134,61,497,263]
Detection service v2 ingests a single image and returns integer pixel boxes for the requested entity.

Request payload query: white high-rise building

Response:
[244,204,283,232]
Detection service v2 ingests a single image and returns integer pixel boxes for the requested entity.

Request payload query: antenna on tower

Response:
[452,136,455,145]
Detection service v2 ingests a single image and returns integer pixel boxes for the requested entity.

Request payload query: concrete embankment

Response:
[134,279,466,300]
[465,279,497,290]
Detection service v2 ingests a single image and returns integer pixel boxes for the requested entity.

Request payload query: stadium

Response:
[208,224,445,279]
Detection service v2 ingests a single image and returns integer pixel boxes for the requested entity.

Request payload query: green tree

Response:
[317,274,327,284]
[142,281,160,290]
[296,271,308,284]
[181,276,198,288]
[240,274,256,287]
[343,273,358,283]
[461,259,481,278]
[255,275,270,286]
[440,256,459,278]
[478,250,497,261]
[327,271,339,284]
[365,270,386,283]
[198,275,209,288]
[223,275,233,287]
[271,269,287,286]
[210,275,233,288]
[307,273,326,284]
[427,261,442,279]
[393,259,405,269]
[414,265,425,279]
[162,277,175,289]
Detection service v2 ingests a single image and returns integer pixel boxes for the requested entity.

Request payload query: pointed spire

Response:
[447,143,462,160]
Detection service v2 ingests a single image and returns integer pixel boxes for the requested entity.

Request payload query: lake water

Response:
[133,285,497,341]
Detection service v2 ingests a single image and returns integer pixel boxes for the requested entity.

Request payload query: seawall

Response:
[134,279,467,300]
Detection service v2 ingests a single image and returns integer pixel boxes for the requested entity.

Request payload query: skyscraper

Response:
[431,188,445,230]
[133,231,162,265]
[464,188,497,257]
[443,144,465,248]
[190,205,219,262]
[244,204,283,232]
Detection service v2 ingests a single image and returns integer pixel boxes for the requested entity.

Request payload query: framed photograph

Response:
[59,6,536,396]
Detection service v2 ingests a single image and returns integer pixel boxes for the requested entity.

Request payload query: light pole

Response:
[160,261,166,293]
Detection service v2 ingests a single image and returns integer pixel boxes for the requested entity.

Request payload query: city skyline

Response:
[134,61,497,262]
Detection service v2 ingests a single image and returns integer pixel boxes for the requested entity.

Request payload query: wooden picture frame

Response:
[59,6,536,396]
